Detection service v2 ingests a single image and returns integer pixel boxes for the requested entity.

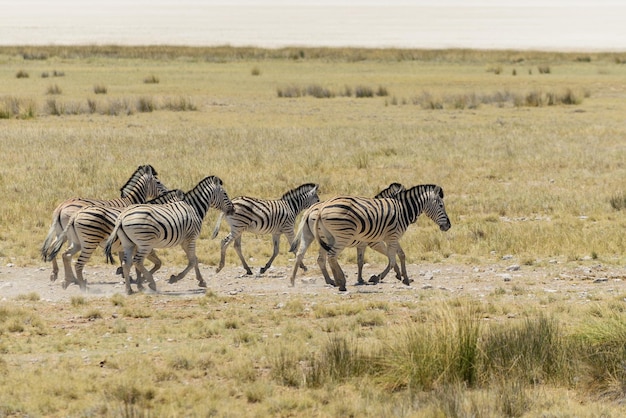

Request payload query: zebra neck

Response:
[401,194,425,224]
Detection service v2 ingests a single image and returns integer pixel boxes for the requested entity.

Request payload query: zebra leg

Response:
[233,235,253,275]
[74,243,100,292]
[259,234,281,274]
[116,251,124,275]
[355,244,368,285]
[168,242,202,286]
[397,245,411,285]
[370,242,398,284]
[327,253,347,292]
[285,230,307,273]
[365,242,402,284]
[289,229,315,286]
[50,257,60,282]
[147,250,162,274]
[61,243,81,290]
[316,249,335,286]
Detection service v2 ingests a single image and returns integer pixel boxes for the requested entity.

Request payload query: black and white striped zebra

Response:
[314,184,451,291]
[41,165,167,283]
[212,183,320,275]
[47,189,185,291]
[289,183,408,287]
[104,176,234,295]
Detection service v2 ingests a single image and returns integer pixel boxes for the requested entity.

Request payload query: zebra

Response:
[41,164,167,283]
[46,189,185,291]
[289,183,408,287]
[212,183,320,275]
[313,184,451,291]
[103,176,234,295]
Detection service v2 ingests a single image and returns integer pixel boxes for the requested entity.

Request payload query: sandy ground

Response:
[1,258,625,304]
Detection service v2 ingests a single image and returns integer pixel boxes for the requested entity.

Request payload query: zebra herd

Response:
[41,165,451,295]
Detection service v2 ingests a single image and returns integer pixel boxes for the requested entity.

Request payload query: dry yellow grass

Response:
[1,46,626,416]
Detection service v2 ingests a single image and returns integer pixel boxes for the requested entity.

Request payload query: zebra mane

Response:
[281,183,318,201]
[119,165,157,197]
[185,175,224,196]
[402,184,444,199]
[375,182,406,199]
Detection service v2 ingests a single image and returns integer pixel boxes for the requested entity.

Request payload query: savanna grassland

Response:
[1,46,626,417]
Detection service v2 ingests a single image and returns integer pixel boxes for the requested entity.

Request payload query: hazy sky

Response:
[3,1,625,50]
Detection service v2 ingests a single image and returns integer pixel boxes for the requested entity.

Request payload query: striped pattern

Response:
[48,189,185,290]
[213,183,320,275]
[289,183,408,287]
[314,184,450,291]
[41,165,167,283]
[104,176,233,294]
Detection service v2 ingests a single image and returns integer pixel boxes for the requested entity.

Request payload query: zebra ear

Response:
[436,186,444,198]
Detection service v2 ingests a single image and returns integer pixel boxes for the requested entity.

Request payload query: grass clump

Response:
[15,70,29,79]
[46,84,62,95]
[143,74,160,84]
[609,193,626,210]
[93,84,107,94]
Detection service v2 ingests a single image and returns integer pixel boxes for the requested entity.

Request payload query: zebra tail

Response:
[289,217,306,254]
[46,227,68,262]
[103,221,121,265]
[314,216,334,253]
[210,212,224,240]
[41,209,62,260]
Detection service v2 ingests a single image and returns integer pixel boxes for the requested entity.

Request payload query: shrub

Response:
[163,96,197,111]
[16,70,29,79]
[144,74,159,84]
[355,85,374,98]
[46,84,62,95]
[277,85,304,98]
[93,84,107,94]
[538,65,551,74]
[251,66,261,76]
[376,85,389,96]
[306,84,334,98]
[41,72,49,78]
[137,96,156,112]
[53,70,65,77]
[609,193,626,211]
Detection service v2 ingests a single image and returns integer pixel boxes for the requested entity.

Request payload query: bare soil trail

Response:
[2,260,625,305]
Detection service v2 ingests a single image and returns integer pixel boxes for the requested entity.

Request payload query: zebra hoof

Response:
[62,281,70,290]
[368,275,380,284]
[402,278,411,286]
[198,281,207,288]
[116,267,123,275]
[339,286,347,292]
[148,283,157,291]
[245,270,253,276]
[168,275,179,284]
[355,280,366,286]
[49,273,58,282]
[259,267,267,274]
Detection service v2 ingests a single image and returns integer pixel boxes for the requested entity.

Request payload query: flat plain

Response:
[1,46,626,417]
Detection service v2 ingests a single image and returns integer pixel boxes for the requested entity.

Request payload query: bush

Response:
[144,75,159,84]
[16,70,29,79]
[93,84,108,94]
[46,84,62,95]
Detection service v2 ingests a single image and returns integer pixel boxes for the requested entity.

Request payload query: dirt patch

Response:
[1,259,625,304]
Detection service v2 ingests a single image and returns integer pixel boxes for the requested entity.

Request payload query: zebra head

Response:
[187,175,234,216]
[119,165,168,202]
[421,185,451,232]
